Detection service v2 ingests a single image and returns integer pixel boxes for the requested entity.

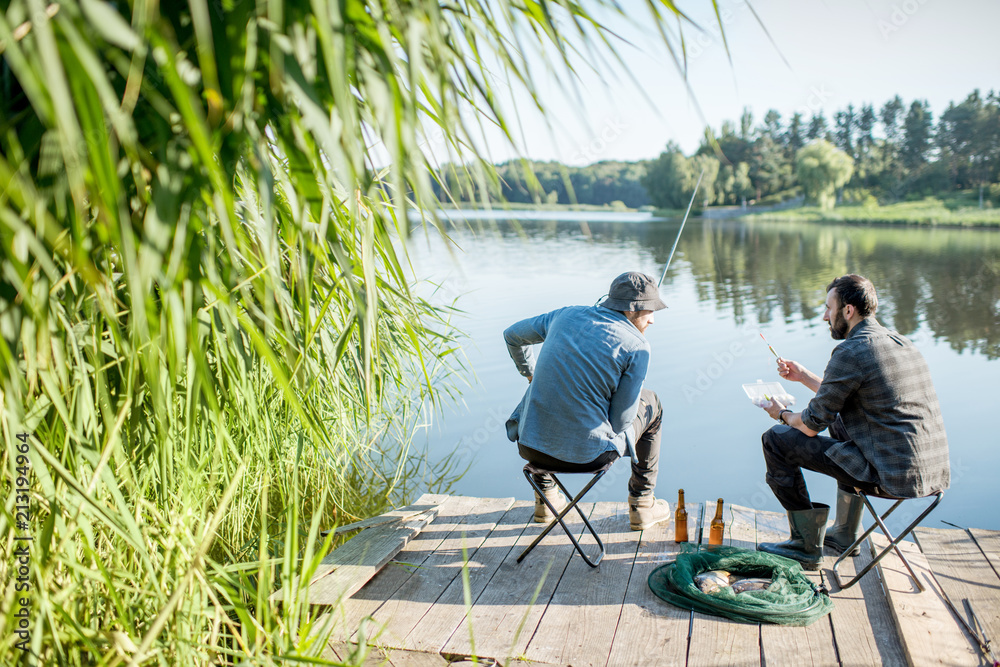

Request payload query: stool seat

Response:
[517,460,616,568]
[832,487,944,592]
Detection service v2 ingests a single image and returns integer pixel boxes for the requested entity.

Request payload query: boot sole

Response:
[824,539,861,557]
[629,515,670,531]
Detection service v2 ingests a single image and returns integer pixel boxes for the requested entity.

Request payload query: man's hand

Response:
[777,357,807,382]
[760,396,818,437]
[762,397,786,422]
[527,375,532,384]
[777,357,822,393]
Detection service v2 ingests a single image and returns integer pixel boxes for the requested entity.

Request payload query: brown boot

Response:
[629,495,670,531]
[534,488,567,523]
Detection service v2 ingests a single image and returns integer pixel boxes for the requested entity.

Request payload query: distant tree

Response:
[880,96,905,144]
[858,105,876,155]
[698,121,751,167]
[761,109,783,141]
[796,140,855,210]
[877,95,906,199]
[985,91,1000,186]
[690,154,722,207]
[834,104,856,158]
[643,144,693,209]
[938,90,992,203]
[902,100,934,171]
[807,112,830,141]
[734,162,754,206]
[740,108,755,141]
[784,112,805,158]
[749,134,792,199]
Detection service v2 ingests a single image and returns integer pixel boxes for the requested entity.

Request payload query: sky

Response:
[442,0,1000,166]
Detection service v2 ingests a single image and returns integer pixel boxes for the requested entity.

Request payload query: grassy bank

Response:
[743,196,1000,227]
[439,201,639,212]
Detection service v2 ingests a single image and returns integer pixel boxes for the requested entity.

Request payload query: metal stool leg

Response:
[517,469,607,567]
[832,491,943,591]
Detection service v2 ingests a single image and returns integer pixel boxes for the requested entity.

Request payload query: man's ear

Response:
[844,303,856,320]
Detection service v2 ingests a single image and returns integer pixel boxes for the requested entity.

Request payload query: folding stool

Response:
[832,487,944,592]
[516,460,616,568]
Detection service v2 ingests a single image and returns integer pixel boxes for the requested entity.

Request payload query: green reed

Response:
[0,0,703,663]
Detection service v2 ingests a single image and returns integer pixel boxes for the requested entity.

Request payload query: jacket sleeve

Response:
[801,342,864,433]
[608,346,650,434]
[503,309,562,379]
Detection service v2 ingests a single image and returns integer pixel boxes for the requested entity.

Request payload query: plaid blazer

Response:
[801,318,950,498]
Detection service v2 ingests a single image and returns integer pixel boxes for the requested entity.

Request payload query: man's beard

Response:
[829,311,849,340]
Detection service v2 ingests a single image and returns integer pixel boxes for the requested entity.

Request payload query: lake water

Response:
[408,212,1000,531]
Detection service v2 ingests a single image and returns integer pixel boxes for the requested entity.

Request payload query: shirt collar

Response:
[847,317,880,339]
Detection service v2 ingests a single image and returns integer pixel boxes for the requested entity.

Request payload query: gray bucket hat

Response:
[600,271,668,312]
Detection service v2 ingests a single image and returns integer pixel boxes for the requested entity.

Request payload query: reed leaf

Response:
[1,0,700,663]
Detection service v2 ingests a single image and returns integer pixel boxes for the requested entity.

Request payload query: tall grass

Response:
[0,0,703,663]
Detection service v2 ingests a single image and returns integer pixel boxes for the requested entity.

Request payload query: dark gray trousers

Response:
[762,416,881,511]
[518,388,662,498]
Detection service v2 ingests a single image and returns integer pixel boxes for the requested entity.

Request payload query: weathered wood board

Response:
[402,502,535,654]
[359,496,515,648]
[754,508,838,667]
[915,527,1000,665]
[440,502,596,662]
[686,501,761,667]
[272,493,445,605]
[604,501,700,667]
[328,495,481,641]
[874,533,982,666]
[522,502,640,666]
[969,528,1000,580]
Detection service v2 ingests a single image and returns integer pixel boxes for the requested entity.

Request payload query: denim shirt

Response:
[503,305,650,464]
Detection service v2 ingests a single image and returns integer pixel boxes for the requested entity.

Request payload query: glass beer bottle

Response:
[709,498,725,546]
[675,489,688,543]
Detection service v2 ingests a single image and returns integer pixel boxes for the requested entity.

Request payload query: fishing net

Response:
[648,544,834,626]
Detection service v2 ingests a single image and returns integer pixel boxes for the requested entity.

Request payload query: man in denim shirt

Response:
[504,272,670,530]
[757,274,950,569]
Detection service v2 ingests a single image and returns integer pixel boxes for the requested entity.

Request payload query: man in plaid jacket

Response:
[756,274,950,569]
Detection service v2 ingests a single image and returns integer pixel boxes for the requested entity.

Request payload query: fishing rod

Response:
[658,168,706,287]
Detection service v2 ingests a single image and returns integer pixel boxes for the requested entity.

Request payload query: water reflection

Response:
[446,218,1000,359]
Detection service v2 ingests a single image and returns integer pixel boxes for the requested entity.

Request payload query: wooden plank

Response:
[915,528,1000,660]
[387,651,450,667]
[325,503,444,536]
[686,501,761,667]
[604,502,701,667]
[356,496,515,648]
[969,529,1000,580]
[328,643,455,666]
[329,495,482,642]
[755,508,838,667]
[873,533,981,666]
[272,494,446,604]
[522,502,640,666]
[823,536,905,667]
[440,502,596,663]
[402,502,534,653]
[852,537,910,666]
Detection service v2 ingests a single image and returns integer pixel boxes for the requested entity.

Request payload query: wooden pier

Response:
[308,494,999,666]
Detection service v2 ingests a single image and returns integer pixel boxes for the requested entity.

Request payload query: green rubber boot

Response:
[757,503,830,571]
[824,489,865,557]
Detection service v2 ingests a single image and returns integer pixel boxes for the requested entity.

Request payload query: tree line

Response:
[434,89,1000,211]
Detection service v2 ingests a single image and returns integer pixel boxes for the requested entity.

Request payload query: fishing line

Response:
[658,169,706,288]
